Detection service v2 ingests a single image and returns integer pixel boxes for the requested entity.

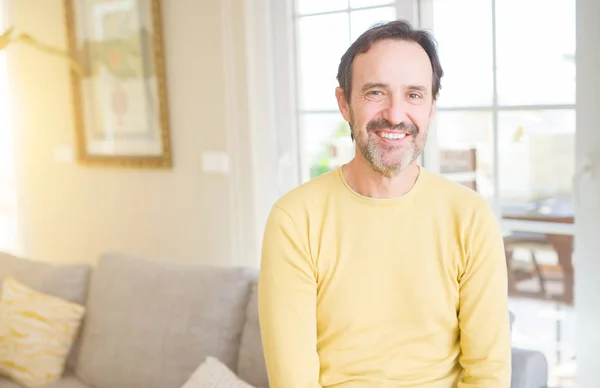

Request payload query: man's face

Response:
[336,39,436,177]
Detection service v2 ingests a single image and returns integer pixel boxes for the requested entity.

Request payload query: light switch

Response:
[54,145,74,163]
[201,151,230,174]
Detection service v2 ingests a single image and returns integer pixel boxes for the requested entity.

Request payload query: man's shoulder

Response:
[422,170,502,247]
[273,168,340,214]
[423,169,494,216]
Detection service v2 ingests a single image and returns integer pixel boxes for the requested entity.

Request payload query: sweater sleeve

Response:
[258,205,322,388]
[458,202,512,387]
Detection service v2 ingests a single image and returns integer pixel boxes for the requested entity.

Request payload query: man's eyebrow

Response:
[406,84,428,92]
[360,82,429,93]
[359,82,387,93]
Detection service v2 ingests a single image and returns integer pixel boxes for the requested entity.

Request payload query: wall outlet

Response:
[201,151,230,174]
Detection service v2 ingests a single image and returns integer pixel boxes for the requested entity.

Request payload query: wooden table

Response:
[502,208,574,305]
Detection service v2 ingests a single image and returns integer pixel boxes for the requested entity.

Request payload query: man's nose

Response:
[382,98,410,127]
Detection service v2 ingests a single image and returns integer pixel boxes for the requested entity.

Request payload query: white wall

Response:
[575,0,600,383]
[6,0,257,266]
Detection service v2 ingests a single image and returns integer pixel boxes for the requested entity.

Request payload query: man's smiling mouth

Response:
[375,130,411,143]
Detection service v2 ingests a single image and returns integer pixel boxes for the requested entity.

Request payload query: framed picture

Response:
[64,0,172,168]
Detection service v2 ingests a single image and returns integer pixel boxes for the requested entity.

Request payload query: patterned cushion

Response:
[0,277,86,386]
[0,252,91,371]
[181,357,256,388]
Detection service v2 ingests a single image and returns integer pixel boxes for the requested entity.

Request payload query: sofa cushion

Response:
[0,253,91,370]
[75,253,255,388]
[0,277,86,387]
[236,279,269,388]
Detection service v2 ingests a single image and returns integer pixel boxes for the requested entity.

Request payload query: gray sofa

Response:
[0,252,548,388]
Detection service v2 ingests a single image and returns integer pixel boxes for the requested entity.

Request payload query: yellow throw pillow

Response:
[0,303,9,360]
[0,276,86,387]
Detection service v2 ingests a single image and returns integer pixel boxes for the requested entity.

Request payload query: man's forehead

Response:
[352,40,433,90]
[359,82,428,92]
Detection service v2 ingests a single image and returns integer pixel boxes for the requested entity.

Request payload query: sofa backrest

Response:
[236,279,269,387]
[0,252,90,305]
[74,253,258,388]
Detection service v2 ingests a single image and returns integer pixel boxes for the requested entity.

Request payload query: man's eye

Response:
[408,93,422,99]
[368,90,383,96]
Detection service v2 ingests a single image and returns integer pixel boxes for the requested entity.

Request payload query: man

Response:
[258,20,511,388]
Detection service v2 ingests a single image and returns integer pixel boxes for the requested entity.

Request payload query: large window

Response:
[0,2,20,255]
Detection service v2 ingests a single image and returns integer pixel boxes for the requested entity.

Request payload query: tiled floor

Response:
[509,296,576,387]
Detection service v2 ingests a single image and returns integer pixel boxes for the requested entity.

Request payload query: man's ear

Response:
[335,87,351,122]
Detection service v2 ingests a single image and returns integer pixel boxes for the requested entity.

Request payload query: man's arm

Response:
[258,205,322,388]
[458,202,511,387]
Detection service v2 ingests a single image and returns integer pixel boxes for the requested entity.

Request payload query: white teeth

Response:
[380,132,406,140]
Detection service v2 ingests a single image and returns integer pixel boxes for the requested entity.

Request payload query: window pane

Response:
[350,6,396,42]
[350,0,395,9]
[296,14,349,111]
[499,110,575,215]
[495,0,576,105]
[419,0,494,107]
[295,0,348,15]
[434,111,495,203]
[299,113,354,181]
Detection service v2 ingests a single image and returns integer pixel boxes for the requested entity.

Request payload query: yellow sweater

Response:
[258,166,511,388]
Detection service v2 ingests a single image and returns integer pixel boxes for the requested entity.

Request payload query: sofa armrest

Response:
[511,347,548,388]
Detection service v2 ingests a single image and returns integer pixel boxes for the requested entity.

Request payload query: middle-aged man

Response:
[258,19,511,388]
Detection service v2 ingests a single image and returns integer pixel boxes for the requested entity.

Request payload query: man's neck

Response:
[342,157,421,199]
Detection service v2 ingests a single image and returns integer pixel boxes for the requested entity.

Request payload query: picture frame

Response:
[64,0,172,168]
